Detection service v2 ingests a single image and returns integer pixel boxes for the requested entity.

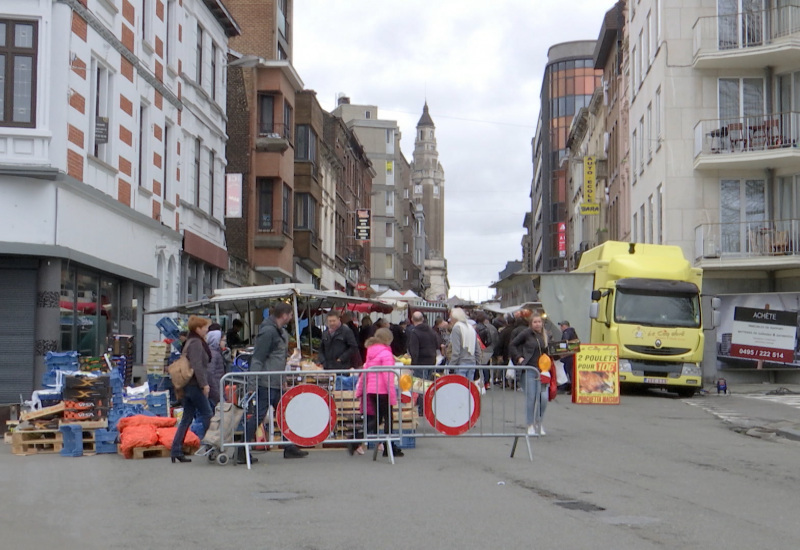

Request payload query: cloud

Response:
[293,0,613,294]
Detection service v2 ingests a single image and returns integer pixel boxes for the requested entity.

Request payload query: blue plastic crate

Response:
[94,429,119,454]
[156,317,182,340]
[148,404,168,417]
[59,424,84,457]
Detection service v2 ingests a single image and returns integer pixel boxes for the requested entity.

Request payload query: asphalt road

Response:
[3,386,800,550]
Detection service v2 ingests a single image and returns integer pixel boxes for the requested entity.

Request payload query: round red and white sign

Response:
[423,375,481,435]
[275,384,337,446]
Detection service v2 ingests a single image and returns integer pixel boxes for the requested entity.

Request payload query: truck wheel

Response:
[676,388,696,398]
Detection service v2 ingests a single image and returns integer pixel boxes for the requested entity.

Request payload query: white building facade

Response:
[631,0,800,383]
[0,0,237,402]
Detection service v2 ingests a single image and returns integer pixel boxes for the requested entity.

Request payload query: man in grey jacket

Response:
[243,302,308,462]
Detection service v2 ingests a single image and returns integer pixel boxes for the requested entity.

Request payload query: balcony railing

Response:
[695,219,800,260]
[258,122,290,140]
[694,111,800,157]
[693,5,800,58]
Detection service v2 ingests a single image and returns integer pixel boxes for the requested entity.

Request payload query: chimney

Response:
[337,93,350,105]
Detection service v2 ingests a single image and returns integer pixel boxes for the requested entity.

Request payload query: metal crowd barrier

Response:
[216,365,542,469]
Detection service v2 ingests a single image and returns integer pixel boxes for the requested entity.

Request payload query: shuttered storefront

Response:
[0,268,36,403]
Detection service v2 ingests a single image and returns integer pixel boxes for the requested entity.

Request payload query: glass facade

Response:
[545,57,602,271]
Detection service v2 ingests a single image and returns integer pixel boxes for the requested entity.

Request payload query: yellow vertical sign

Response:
[580,155,599,215]
[584,156,596,203]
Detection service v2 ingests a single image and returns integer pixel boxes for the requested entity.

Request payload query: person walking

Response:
[558,320,578,391]
[510,312,556,436]
[170,315,213,463]
[245,303,308,463]
[205,324,225,409]
[355,328,404,457]
[320,311,359,370]
[407,312,439,377]
[449,308,480,381]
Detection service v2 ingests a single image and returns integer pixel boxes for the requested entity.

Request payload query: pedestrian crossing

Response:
[739,393,800,411]
[683,399,754,426]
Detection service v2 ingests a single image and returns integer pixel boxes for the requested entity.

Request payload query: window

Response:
[385,222,393,237]
[404,215,409,226]
[386,129,392,144]
[258,94,274,135]
[433,185,440,196]
[720,178,766,253]
[638,117,644,172]
[631,128,638,181]
[638,31,644,86]
[162,123,169,198]
[386,160,393,175]
[208,150,215,216]
[640,204,646,242]
[404,270,409,280]
[642,24,649,73]
[648,195,654,243]
[257,178,274,230]
[655,87,662,139]
[719,77,764,126]
[283,100,293,141]
[365,110,371,119]
[165,0,174,67]
[656,184,663,244]
[294,193,316,231]
[90,59,112,161]
[648,11,656,62]
[141,0,148,41]
[386,190,394,209]
[646,102,652,160]
[633,212,638,241]
[196,25,203,86]
[385,254,393,275]
[403,242,409,253]
[210,43,217,100]
[282,183,291,235]
[403,189,409,199]
[138,104,148,187]
[631,46,637,96]
[194,138,201,206]
[295,124,317,161]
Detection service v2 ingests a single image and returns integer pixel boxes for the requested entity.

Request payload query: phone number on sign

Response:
[735,347,788,359]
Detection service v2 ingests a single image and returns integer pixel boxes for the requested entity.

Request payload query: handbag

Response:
[168,355,194,390]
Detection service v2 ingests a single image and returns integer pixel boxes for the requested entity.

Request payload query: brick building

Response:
[0,0,238,403]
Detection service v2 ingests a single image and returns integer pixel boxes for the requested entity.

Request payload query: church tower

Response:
[411,102,445,258]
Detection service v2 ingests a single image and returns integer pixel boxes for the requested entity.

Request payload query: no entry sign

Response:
[275,384,337,446]
[423,375,481,435]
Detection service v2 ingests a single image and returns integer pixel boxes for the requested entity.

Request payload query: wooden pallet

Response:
[121,444,197,459]
[20,402,65,422]
[11,430,63,455]
[58,419,108,430]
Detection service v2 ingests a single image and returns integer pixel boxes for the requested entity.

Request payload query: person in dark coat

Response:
[358,317,373,362]
[170,315,213,463]
[390,321,407,357]
[558,320,578,390]
[407,312,439,378]
[341,311,362,368]
[225,319,248,348]
[320,311,359,370]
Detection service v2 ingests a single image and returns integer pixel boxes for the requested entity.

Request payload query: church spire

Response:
[417,102,434,127]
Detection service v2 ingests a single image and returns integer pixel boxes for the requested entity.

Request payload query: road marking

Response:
[683,399,751,425]
[739,393,800,411]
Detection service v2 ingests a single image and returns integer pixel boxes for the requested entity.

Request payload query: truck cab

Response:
[575,242,704,397]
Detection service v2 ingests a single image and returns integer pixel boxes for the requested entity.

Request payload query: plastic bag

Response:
[555,360,569,386]
[505,359,516,381]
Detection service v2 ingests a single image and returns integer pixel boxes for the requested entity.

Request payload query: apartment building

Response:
[321,111,373,293]
[332,98,405,290]
[0,0,238,402]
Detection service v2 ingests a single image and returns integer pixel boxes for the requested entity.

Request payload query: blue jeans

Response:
[524,368,545,426]
[455,367,475,381]
[171,384,212,457]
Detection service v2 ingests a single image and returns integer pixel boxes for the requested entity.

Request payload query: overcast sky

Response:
[293,1,613,302]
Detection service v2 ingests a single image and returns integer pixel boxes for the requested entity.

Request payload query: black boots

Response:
[283,445,309,459]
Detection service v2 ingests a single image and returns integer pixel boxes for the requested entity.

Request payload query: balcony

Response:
[693,112,800,170]
[693,5,800,69]
[294,229,321,270]
[255,123,291,153]
[694,219,800,270]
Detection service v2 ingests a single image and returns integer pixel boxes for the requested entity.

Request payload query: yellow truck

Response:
[541,241,715,397]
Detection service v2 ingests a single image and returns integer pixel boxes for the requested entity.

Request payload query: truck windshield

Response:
[614,289,701,328]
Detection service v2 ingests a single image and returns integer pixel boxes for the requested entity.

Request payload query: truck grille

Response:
[626,345,691,356]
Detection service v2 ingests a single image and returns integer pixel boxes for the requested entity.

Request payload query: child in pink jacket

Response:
[354,327,404,457]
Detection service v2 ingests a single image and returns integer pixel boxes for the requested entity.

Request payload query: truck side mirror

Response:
[711,297,721,309]
[712,310,720,329]
[589,302,599,319]
[590,290,601,301]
